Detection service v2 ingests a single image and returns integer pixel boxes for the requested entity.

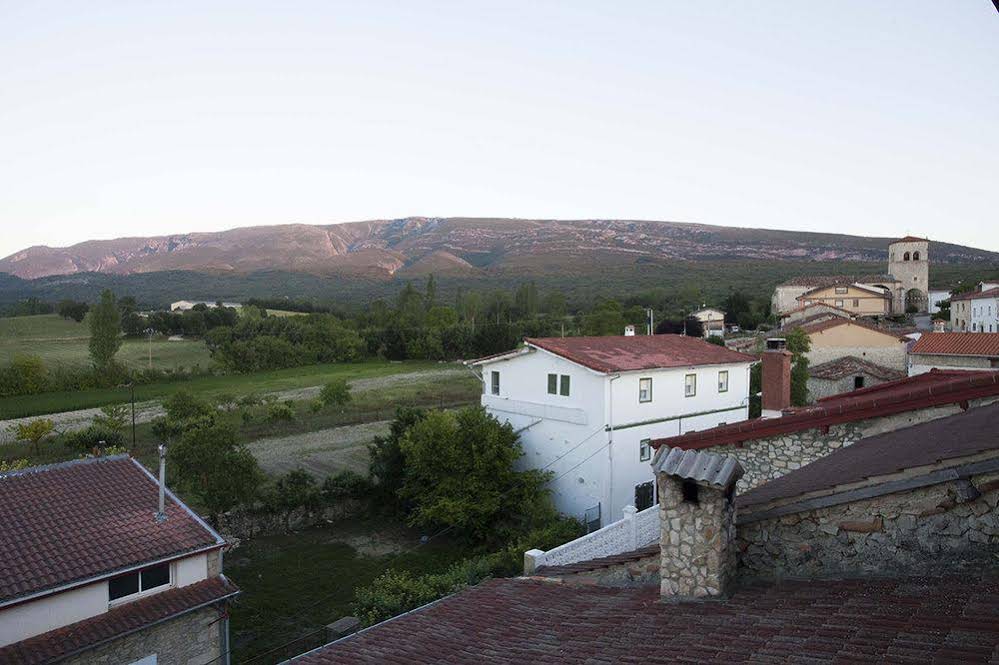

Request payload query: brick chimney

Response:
[652,447,743,600]
[761,343,792,418]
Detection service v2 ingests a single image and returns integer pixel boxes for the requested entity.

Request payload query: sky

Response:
[1,1,997,258]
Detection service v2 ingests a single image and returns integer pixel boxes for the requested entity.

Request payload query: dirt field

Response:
[245,419,389,478]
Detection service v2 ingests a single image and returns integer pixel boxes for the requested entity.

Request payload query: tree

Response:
[57,299,89,323]
[425,274,437,311]
[169,421,263,525]
[9,418,55,455]
[399,407,557,545]
[267,469,322,531]
[93,404,128,432]
[513,281,539,319]
[319,379,352,410]
[785,327,811,406]
[583,299,626,336]
[88,290,122,370]
[368,407,427,512]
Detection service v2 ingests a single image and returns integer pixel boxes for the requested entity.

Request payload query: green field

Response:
[0,314,211,370]
[0,360,446,419]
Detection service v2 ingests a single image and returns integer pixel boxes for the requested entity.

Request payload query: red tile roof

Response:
[911,333,999,357]
[777,273,895,288]
[293,574,999,664]
[738,402,999,509]
[0,576,238,665]
[0,456,222,605]
[790,316,908,340]
[778,302,854,319]
[950,288,999,302]
[523,335,755,373]
[807,356,904,381]
[652,370,999,451]
[894,235,929,243]
[797,282,890,300]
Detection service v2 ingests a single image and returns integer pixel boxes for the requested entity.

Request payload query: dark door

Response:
[635,481,655,511]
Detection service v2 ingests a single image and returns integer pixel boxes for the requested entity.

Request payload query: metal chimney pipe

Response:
[155,444,167,523]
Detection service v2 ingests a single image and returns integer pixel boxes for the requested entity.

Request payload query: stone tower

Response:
[888,236,929,313]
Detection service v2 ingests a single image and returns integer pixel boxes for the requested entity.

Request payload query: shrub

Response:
[319,379,352,409]
[266,469,322,530]
[163,390,215,422]
[9,418,56,455]
[63,425,126,454]
[0,459,30,473]
[266,401,295,423]
[93,404,129,432]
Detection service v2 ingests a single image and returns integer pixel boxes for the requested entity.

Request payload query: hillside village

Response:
[1,234,998,663]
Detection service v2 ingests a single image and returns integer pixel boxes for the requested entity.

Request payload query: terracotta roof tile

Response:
[910,332,999,357]
[0,576,238,665]
[777,274,895,288]
[951,287,999,302]
[534,543,660,577]
[293,574,999,664]
[791,317,907,340]
[652,370,999,451]
[894,236,929,243]
[737,402,999,509]
[808,356,904,381]
[0,456,221,604]
[523,335,755,373]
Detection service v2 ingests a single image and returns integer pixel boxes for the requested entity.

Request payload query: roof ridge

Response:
[0,454,129,480]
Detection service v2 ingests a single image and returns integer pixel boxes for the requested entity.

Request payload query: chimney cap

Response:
[651,446,743,490]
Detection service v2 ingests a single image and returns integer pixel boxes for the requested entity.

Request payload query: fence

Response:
[524,503,660,573]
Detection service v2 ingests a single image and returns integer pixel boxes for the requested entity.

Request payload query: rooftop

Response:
[738,402,999,510]
[798,282,890,299]
[893,236,929,243]
[292,573,999,664]
[807,356,905,382]
[951,288,999,302]
[777,274,896,288]
[910,332,999,358]
[521,335,755,373]
[786,315,907,340]
[0,455,222,605]
[652,370,999,451]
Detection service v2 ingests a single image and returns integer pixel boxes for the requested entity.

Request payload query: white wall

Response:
[0,552,210,647]
[480,349,752,525]
[969,296,999,333]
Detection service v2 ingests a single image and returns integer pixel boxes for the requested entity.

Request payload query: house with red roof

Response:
[909,331,999,375]
[950,287,999,332]
[0,454,238,665]
[469,334,755,527]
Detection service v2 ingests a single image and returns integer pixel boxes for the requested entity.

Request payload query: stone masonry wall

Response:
[702,397,999,493]
[63,605,223,665]
[807,345,906,371]
[737,471,999,581]
[556,552,661,588]
[807,373,895,402]
[658,476,736,599]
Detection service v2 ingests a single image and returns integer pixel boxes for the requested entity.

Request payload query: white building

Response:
[951,287,999,333]
[170,300,242,311]
[690,308,726,337]
[470,335,754,527]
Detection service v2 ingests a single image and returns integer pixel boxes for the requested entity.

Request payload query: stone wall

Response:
[657,475,737,599]
[807,345,906,371]
[807,373,894,402]
[63,605,223,665]
[910,354,994,371]
[737,471,999,581]
[700,397,999,493]
[554,552,661,588]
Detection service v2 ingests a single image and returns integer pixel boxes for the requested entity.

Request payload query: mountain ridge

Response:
[2,217,996,281]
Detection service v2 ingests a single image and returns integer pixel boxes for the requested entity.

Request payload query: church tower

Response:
[888,237,929,313]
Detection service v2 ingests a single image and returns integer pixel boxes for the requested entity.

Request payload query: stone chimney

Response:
[652,446,743,600]
[933,319,946,333]
[761,343,792,418]
[624,324,636,336]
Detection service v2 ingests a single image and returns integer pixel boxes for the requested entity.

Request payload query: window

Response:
[903,252,910,261]
[717,370,728,393]
[639,438,651,462]
[684,374,696,397]
[853,299,859,307]
[490,371,500,396]
[635,481,655,511]
[638,377,652,403]
[854,376,865,390]
[559,374,570,396]
[913,251,920,260]
[109,563,171,602]
[834,299,844,307]
[547,373,558,395]
[835,286,848,294]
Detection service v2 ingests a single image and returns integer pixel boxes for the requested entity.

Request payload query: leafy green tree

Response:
[513,281,539,319]
[57,299,89,322]
[170,421,263,526]
[88,290,122,370]
[63,425,125,454]
[266,469,322,531]
[542,291,567,318]
[319,379,352,409]
[399,407,557,545]
[425,274,437,311]
[583,299,627,336]
[93,404,128,432]
[121,311,146,337]
[9,418,55,455]
[426,306,458,329]
[0,354,48,396]
[164,390,216,422]
[785,327,811,406]
[368,407,427,511]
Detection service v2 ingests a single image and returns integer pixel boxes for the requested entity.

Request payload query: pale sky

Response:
[1,1,997,258]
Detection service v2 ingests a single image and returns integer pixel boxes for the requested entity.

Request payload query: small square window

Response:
[853,299,859,307]
[717,370,728,393]
[638,378,652,403]
[835,286,848,294]
[559,374,570,397]
[490,371,500,396]
[547,373,557,395]
[141,563,170,591]
[109,572,139,601]
[639,439,651,462]
[834,299,844,307]
[684,374,696,397]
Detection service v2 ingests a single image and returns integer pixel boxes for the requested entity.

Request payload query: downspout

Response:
[606,374,620,523]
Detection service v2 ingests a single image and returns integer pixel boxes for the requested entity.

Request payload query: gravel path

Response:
[245,420,391,478]
[0,367,468,444]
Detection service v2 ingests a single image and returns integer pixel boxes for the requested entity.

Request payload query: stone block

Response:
[838,517,883,533]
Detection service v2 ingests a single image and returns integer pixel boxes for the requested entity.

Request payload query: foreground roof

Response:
[523,335,754,373]
[652,370,999,451]
[910,332,999,358]
[808,356,905,381]
[0,456,222,604]
[294,574,999,664]
[738,402,999,509]
[0,576,238,665]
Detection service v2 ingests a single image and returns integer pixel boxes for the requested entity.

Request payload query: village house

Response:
[469,334,754,527]
[795,282,891,316]
[781,314,909,372]
[170,300,242,312]
[0,454,238,665]
[288,397,999,664]
[951,287,999,333]
[688,307,725,337]
[776,301,853,327]
[806,355,904,400]
[908,332,999,375]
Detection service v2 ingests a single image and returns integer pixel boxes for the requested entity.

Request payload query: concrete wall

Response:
[63,605,224,665]
[970,296,999,333]
[909,354,996,376]
[737,470,999,581]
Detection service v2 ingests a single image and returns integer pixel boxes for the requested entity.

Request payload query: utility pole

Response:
[130,383,136,447]
[145,328,154,369]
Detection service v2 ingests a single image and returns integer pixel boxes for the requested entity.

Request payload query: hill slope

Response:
[2,217,996,281]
